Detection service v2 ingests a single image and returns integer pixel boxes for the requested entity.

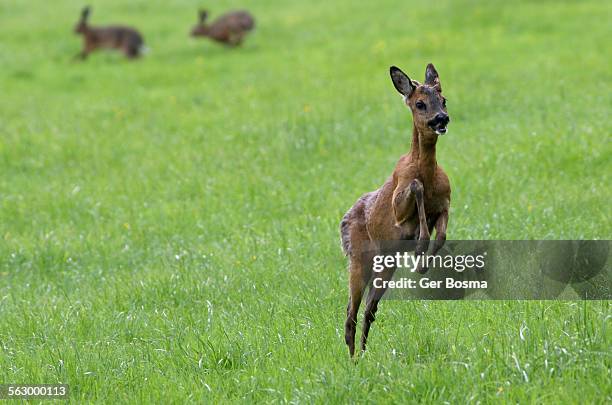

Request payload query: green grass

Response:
[1,0,611,402]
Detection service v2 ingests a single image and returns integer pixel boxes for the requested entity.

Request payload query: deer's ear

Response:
[390,66,416,98]
[425,63,441,91]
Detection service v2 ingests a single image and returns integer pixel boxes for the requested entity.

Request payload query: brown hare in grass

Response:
[74,6,145,60]
[190,9,255,47]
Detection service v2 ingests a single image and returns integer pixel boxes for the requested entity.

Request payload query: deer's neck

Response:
[409,123,437,183]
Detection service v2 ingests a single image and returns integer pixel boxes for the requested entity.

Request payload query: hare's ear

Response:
[81,6,91,21]
[199,9,208,23]
[390,66,416,98]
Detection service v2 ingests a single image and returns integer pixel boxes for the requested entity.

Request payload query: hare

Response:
[74,6,145,60]
[190,9,255,46]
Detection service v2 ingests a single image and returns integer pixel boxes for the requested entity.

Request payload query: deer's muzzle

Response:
[428,113,450,135]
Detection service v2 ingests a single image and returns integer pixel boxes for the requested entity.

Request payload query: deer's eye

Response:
[415,101,426,110]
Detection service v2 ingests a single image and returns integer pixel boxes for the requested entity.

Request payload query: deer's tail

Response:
[340,213,351,257]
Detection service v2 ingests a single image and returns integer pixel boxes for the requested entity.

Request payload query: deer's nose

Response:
[435,113,449,125]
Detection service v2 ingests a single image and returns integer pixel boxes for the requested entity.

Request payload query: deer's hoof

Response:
[415,265,429,274]
[416,242,430,255]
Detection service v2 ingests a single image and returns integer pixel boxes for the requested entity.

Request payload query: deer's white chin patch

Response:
[435,128,447,135]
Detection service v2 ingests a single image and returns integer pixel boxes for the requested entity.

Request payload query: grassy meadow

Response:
[0,0,611,402]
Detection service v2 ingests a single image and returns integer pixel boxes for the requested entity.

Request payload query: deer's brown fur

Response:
[191,10,255,47]
[74,6,144,60]
[341,64,451,356]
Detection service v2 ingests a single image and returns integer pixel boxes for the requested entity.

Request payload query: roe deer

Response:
[190,9,255,46]
[74,6,145,60]
[340,64,451,356]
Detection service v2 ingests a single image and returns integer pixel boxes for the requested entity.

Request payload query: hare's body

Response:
[81,26,143,58]
[342,64,451,357]
[75,7,144,59]
[191,10,255,46]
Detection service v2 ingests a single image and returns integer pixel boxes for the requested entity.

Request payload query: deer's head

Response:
[390,64,449,140]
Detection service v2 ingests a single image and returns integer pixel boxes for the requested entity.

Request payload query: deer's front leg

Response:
[409,179,430,251]
[392,179,417,226]
[415,206,448,274]
[431,206,449,256]
[393,179,430,273]
[393,178,429,240]
[403,179,430,275]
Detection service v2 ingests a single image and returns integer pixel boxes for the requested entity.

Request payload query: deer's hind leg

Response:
[345,257,367,357]
[343,216,371,357]
[361,266,395,352]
